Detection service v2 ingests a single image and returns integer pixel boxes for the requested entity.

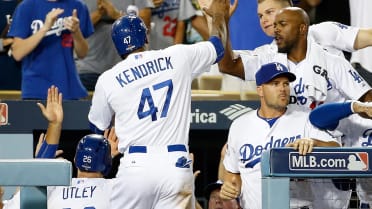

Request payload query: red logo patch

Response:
[0,103,8,126]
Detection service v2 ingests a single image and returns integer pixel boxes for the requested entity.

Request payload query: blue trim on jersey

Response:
[128,144,187,153]
[208,36,224,64]
[309,102,353,130]
[256,108,280,128]
[89,122,104,135]
[35,140,58,159]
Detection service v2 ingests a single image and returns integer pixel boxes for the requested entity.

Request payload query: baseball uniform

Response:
[88,37,223,209]
[223,108,340,209]
[47,178,114,209]
[350,0,372,72]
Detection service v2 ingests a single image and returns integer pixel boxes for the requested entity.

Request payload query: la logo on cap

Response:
[275,62,284,71]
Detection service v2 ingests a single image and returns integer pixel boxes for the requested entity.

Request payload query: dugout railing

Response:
[261,147,372,209]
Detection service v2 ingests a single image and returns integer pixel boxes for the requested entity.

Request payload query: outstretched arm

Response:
[35,86,63,158]
[203,0,245,79]
[353,28,372,50]
[309,101,372,130]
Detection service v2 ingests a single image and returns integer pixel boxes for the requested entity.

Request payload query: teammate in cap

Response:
[216,0,372,79]
[219,62,340,209]
[1,86,117,209]
[87,1,228,208]
[47,134,114,209]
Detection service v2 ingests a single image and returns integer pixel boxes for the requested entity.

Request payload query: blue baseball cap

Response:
[255,62,296,86]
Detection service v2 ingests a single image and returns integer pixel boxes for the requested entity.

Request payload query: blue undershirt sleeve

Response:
[208,36,224,64]
[35,140,58,159]
[309,102,353,130]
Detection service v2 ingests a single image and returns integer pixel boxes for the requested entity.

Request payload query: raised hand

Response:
[37,85,63,126]
[64,9,80,33]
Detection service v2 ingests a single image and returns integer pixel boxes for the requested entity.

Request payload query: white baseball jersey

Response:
[239,38,370,111]
[89,41,217,152]
[89,40,219,209]
[233,21,358,59]
[350,0,372,72]
[2,178,114,209]
[149,0,196,49]
[223,108,339,209]
[47,178,114,209]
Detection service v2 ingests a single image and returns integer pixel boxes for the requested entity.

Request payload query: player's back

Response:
[91,42,217,152]
[47,178,113,209]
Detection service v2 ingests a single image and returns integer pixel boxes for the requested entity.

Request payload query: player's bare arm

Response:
[353,28,372,50]
[220,172,241,200]
[352,100,372,119]
[218,143,228,181]
[359,89,372,103]
[203,0,229,44]
[37,85,63,145]
[204,0,244,79]
[11,8,64,61]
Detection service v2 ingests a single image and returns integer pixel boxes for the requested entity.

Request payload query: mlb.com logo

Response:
[289,152,369,171]
[347,153,368,171]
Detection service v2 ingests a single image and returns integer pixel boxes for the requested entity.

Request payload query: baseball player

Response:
[2,86,116,209]
[87,1,227,208]
[219,5,372,209]
[47,134,114,209]
[219,62,341,209]
[217,0,372,79]
[309,101,372,209]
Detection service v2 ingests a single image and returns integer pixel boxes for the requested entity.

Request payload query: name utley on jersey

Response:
[223,108,340,209]
[47,178,114,209]
[88,41,217,152]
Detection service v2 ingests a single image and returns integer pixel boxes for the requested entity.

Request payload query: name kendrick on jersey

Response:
[116,56,174,87]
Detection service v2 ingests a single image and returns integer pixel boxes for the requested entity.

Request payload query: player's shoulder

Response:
[230,109,257,127]
[284,107,309,119]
